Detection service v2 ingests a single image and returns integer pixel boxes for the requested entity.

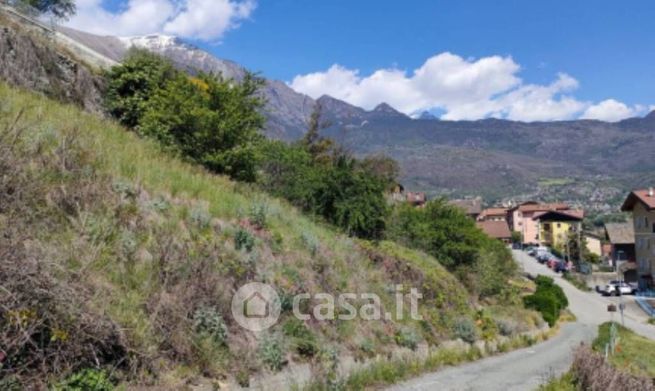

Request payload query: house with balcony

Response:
[533,209,584,249]
[507,201,572,245]
[621,188,655,289]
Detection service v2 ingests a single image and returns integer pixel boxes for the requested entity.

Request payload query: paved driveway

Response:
[387,250,655,391]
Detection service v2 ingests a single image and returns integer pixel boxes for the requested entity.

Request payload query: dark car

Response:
[536,253,551,264]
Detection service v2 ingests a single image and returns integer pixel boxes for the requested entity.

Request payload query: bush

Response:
[54,368,114,391]
[395,328,420,350]
[259,334,285,371]
[105,51,265,182]
[249,202,268,229]
[234,228,255,252]
[453,318,478,343]
[523,276,568,327]
[301,232,320,256]
[282,318,318,358]
[496,318,519,337]
[386,200,517,298]
[257,128,391,240]
[192,306,228,345]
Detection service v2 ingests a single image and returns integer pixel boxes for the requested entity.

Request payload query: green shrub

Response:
[496,318,519,337]
[385,200,517,298]
[283,318,318,357]
[189,206,212,229]
[301,232,320,256]
[453,318,478,343]
[193,306,228,345]
[234,228,255,252]
[249,202,268,229]
[259,334,285,371]
[106,51,265,182]
[395,328,420,350]
[523,276,568,327]
[54,368,114,391]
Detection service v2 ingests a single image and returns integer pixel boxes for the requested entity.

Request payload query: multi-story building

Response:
[507,202,571,245]
[621,188,655,289]
[533,210,584,250]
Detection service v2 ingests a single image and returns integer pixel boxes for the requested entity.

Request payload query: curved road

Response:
[388,250,655,391]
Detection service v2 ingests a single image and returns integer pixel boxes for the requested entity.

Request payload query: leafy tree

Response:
[23,0,75,19]
[139,72,265,182]
[301,102,333,163]
[360,153,400,190]
[105,51,265,182]
[386,199,517,297]
[105,49,177,128]
[257,142,389,239]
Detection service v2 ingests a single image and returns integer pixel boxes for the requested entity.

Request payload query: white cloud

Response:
[65,0,255,40]
[289,53,646,122]
[582,99,643,122]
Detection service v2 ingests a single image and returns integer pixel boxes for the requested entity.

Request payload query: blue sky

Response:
[68,0,654,121]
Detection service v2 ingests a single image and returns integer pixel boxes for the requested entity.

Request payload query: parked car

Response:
[554,260,573,273]
[602,281,637,296]
[547,257,560,269]
[537,253,551,264]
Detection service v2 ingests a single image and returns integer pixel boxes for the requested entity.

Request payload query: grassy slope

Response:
[0,83,478,386]
[593,322,655,378]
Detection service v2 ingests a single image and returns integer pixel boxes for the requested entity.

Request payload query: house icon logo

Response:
[243,291,270,318]
[231,282,280,331]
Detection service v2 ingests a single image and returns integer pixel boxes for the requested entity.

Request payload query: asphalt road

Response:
[387,250,655,391]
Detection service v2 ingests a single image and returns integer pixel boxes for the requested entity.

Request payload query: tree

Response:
[301,103,333,163]
[24,0,75,19]
[139,72,265,182]
[511,230,522,244]
[360,153,400,190]
[105,49,177,128]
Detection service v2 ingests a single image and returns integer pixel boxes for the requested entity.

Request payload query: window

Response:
[556,223,561,228]
[652,222,655,233]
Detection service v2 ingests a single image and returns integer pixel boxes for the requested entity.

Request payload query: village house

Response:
[533,209,584,249]
[449,197,482,220]
[389,185,427,207]
[476,220,512,243]
[477,207,509,222]
[507,201,572,245]
[583,232,603,258]
[603,222,636,282]
[620,188,655,289]
[406,191,427,207]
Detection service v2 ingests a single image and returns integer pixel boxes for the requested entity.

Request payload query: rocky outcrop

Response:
[0,18,105,114]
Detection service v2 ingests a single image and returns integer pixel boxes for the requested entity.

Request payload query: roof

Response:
[476,221,511,239]
[604,222,634,245]
[621,189,655,211]
[478,207,508,219]
[512,202,570,213]
[449,198,482,215]
[532,210,584,222]
[406,192,426,205]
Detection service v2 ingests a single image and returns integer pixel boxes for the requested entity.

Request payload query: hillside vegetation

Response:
[0,83,495,388]
[0,17,543,389]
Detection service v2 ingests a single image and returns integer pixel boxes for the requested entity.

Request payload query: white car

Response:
[603,281,636,296]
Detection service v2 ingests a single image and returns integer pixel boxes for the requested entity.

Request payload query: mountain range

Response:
[56,27,655,209]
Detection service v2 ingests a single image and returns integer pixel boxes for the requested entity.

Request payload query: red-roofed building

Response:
[508,201,574,245]
[476,220,512,243]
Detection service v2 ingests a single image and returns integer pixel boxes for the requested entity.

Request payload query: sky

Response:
[66,0,655,122]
